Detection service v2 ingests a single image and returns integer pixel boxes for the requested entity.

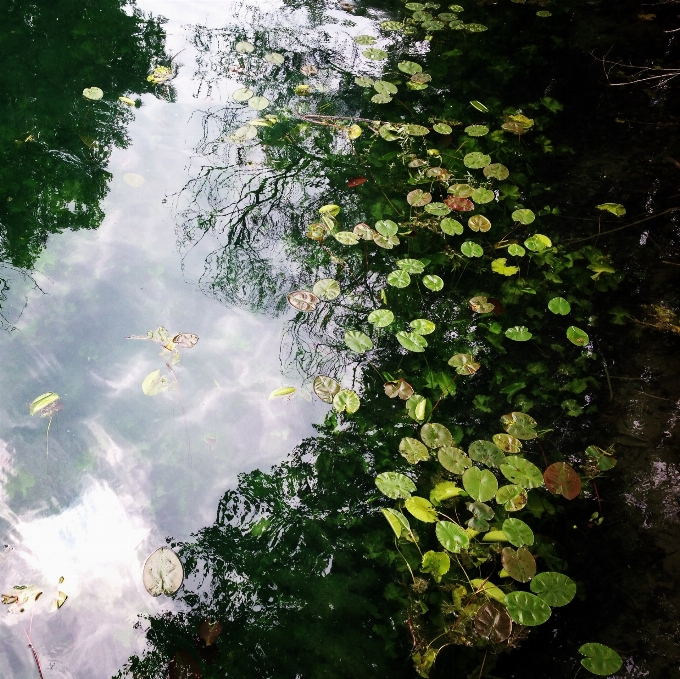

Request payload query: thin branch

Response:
[567,207,680,244]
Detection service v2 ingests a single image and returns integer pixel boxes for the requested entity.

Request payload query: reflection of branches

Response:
[594,50,680,87]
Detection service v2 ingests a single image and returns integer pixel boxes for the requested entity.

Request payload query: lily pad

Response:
[492,433,521,453]
[548,296,571,315]
[596,203,626,217]
[465,125,489,137]
[502,518,534,547]
[371,93,392,104]
[264,52,285,64]
[375,219,398,237]
[354,35,377,45]
[471,188,494,204]
[287,290,319,312]
[495,484,528,512]
[500,456,544,489]
[421,423,453,448]
[470,100,488,112]
[504,591,551,626]
[425,202,451,216]
[448,353,480,375]
[333,389,360,413]
[431,481,465,504]
[433,123,452,134]
[463,152,492,169]
[235,41,255,53]
[483,163,510,180]
[248,96,270,111]
[30,392,60,416]
[400,437,431,464]
[492,258,520,276]
[142,370,171,396]
[363,48,388,60]
[462,467,498,502]
[232,87,254,102]
[501,412,538,440]
[468,440,505,468]
[505,326,532,341]
[384,378,414,400]
[312,376,341,403]
[382,508,411,538]
[502,545,536,582]
[461,241,484,257]
[353,222,374,239]
[398,61,423,74]
[438,447,471,474]
[396,331,427,352]
[405,496,439,522]
[423,274,444,291]
[407,190,432,207]
[567,326,590,346]
[421,550,450,582]
[387,270,411,288]
[142,547,184,596]
[406,394,431,421]
[544,462,581,499]
[398,258,426,273]
[410,318,435,335]
[345,330,373,353]
[441,218,464,235]
[469,215,491,232]
[508,244,525,256]
[578,643,623,676]
[436,520,470,552]
[511,208,535,224]
[300,64,318,76]
[83,86,104,100]
[474,602,513,642]
[524,233,552,251]
[471,579,507,604]
[368,309,395,327]
[313,278,341,300]
[335,231,360,245]
[531,571,576,607]
[355,76,375,87]
[375,471,416,499]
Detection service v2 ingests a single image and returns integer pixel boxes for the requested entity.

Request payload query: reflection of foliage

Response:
[0,0,169,271]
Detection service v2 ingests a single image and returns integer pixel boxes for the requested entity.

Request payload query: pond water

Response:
[1,1,679,678]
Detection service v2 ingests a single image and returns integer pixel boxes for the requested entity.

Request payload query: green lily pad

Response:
[492,258,520,276]
[376,471,416,499]
[595,203,626,217]
[235,41,255,53]
[312,376,341,403]
[368,309,395,327]
[375,219,398,237]
[436,520,470,552]
[248,96,270,111]
[406,190,432,207]
[502,518,534,547]
[421,550,450,582]
[530,571,576,607]
[396,331,427,352]
[507,244,526,256]
[463,467,498,502]
[423,275,444,291]
[578,643,623,676]
[495,484,527,511]
[468,440,505,468]
[382,508,410,538]
[505,326,532,341]
[470,100,489,112]
[567,326,590,346]
[471,188,494,204]
[425,202,451,216]
[524,233,552,251]
[448,353,480,375]
[441,218,464,235]
[421,423,453,448]
[493,433,522,453]
[264,52,285,64]
[461,241,484,257]
[465,125,489,137]
[83,87,104,100]
[334,231,360,245]
[397,258,426,273]
[500,456,544,489]
[400,437,431,464]
[406,394,431,421]
[355,76,375,87]
[387,270,411,288]
[504,591,551,626]
[511,208,535,224]
[483,163,510,180]
[312,278,341,300]
[371,93,393,104]
[398,60,423,74]
[548,297,571,315]
[374,80,398,95]
[354,35,377,45]
[433,123,452,134]
[232,87,254,102]
[381,20,404,30]
[438,447,471,474]
[464,23,488,32]
[362,48,388,60]
[405,496,439,522]
[501,411,538,440]
[333,388,360,413]
[464,152,492,169]
[345,330,373,353]
[430,481,466,504]
[410,318,435,335]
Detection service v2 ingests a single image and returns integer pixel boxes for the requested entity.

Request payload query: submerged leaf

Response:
[142,547,184,596]
[142,370,171,396]
[30,392,60,416]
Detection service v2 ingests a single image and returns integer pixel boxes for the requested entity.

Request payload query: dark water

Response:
[0,1,678,678]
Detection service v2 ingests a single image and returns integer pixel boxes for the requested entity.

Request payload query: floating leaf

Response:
[502,546,536,582]
[235,41,255,53]
[396,331,427,352]
[375,219,398,237]
[470,100,489,112]
[461,241,484,257]
[406,394,431,421]
[30,392,60,416]
[512,208,535,224]
[83,86,103,100]
[465,124,489,137]
[462,467,498,502]
[504,591,551,626]
[468,440,505,467]
[567,326,590,346]
[421,423,453,448]
[448,353,480,375]
[371,93,392,104]
[147,66,173,84]
[423,274,444,291]
[471,188,494,204]
[363,48,388,60]
[495,484,528,512]
[368,309,394,327]
[441,218,464,235]
[397,259,426,274]
[424,202,451,217]
[531,572,576,607]
[269,387,296,399]
[353,222,374,239]
[421,551,450,582]
[374,233,400,249]
[403,124,430,137]
[501,412,537,440]
[2,585,43,614]
[500,456,543,489]
[444,196,475,212]
[375,472,416,499]
[384,378,414,400]
[438,447,471,474]
[123,173,145,187]
[313,278,341,300]
[300,64,318,76]
[505,325,532,341]
[407,190,432,207]
[345,330,373,353]
[469,296,494,314]
[232,87,254,102]
[248,96,270,111]
[142,370,171,396]
[199,620,223,646]
[544,462,581,499]
[433,123,452,134]
[381,20,404,30]
[507,244,525,256]
[387,270,411,288]
[405,496,438,522]
[595,203,626,217]
[143,547,184,596]
[430,481,466,504]
[334,231,361,245]
[287,290,319,311]
[355,76,374,87]
[333,388,361,413]
[436,520,470,552]
[382,508,411,538]
[265,52,285,64]
[410,318,435,335]
[470,579,507,604]
[469,215,491,232]
[464,23,488,32]
[474,602,512,642]
[484,163,510,180]
[119,96,136,106]
[411,72,432,84]
[463,152,492,169]
[400,437,430,464]
[172,333,199,349]
[502,518,534,547]
[230,125,258,142]
[492,433,521,453]
[312,376,341,403]
[347,124,363,140]
[524,233,552,251]
[354,35,377,45]
[578,644,623,676]
[492,258,520,276]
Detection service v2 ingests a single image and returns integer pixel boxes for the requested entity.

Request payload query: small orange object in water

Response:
[347,176,367,188]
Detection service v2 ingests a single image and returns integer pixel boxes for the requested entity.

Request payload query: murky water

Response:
[1,1,679,678]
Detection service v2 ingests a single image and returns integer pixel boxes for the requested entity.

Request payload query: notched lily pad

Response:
[287,290,320,312]
[501,546,536,582]
[143,547,184,596]
[474,602,512,643]
[504,591,550,626]
[531,571,576,607]
[400,437,431,464]
[578,643,623,676]
[438,447,471,474]
[448,353,480,375]
[375,471,416,499]
[384,378,414,400]
[312,376,341,403]
[421,423,453,448]
[544,462,581,499]
[333,388,361,413]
